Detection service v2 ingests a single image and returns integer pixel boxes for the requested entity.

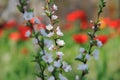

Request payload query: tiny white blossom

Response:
[79,48,85,53]
[46,24,53,31]
[78,64,88,71]
[56,26,63,36]
[56,51,64,59]
[62,61,72,72]
[59,73,68,80]
[48,76,55,80]
[42,53,53,63]
[23,11,33,20]
[76,54,82,59]
[85,54,91,61]
[53,4,58,11]
[54,60,61,68]
[25,30,31,37]
[47,32,54,37]
[75,75,79,80]
[51,15,58,20]
[56,39,65,46]
[40,28,47,36]
[96,39,103,47]
[48,65,54,72]
[93,49,99,60]
[48,44,54,51]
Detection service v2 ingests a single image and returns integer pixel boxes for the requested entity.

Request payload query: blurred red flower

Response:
[66,10,87,22]
[108,20,120,29]
[0,29,4,37]
[18,25,32,40]
[96,35,109,44]
[81,21,88,30]
[9,32,21,41]
[73,34,88,44]
[4,19,17,29]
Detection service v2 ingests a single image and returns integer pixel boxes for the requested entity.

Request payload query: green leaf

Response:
[17,5,23,13]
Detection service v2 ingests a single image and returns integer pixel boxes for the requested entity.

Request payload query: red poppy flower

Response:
[108,20,119,29]
[4,19,17,29]
[66,10,87,22]
[18,25,32,40]
[9,32,21,41]
[96,35,109,44]
[73,34,88,44]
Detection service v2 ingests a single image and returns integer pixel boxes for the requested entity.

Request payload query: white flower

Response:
[48,44,54,51]
[59,73,68,80]
[23,11,33,20]
[32,38,38,44]
[56,26,63,36]
[56,39,65,46]
[48,76,55,80]
[79,48,85,53]
[78,64,88,71]
[62,61,72,72]
[40,28,48,36]
[47,32,54,37]
[42,53,53,63]
[93,49,99,60]
[56,51,64,59]
[54,60,61,68]
[75,75,79,80]
[76,54,82,59]
[51,15,58,20]
[53,4,58,11]
[85,54,90,61]
[48,65,54,72]
[46,24,53,31]
[25,30,31,37]
[44,39,53,48]
[96,39,103,47]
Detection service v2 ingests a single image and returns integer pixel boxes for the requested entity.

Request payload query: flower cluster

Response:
[17,0,71,80]
[75,0,106,79]
[17,0,106,80]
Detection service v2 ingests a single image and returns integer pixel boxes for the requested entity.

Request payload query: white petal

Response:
[79,48,85,53]
[59,73,68,80]
[56,39,65,46]
[46,24,53,31]
[48,65,54,72]
[23,11,33,20]
[48,76,55,80]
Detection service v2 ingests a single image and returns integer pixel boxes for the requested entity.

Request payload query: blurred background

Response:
[0,0,120,80]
